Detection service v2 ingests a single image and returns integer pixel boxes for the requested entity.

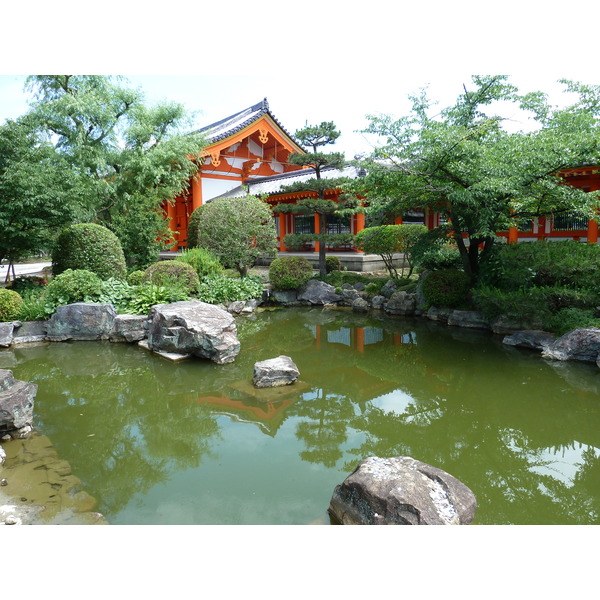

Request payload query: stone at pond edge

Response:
[542,327,600,363]
[253,355,300,388]
[46,303,117,341]
[328,456,476,525]
[109,314,148,343]
[0,369,36,435]
[384,291,416,316]
[147,300,240,365]
[0,323,15,348]
[297,279,341,305]
[503,330,556,351]
[351,298,369,313]
[447,310,490,330]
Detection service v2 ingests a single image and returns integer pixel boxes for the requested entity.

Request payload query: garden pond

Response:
[1,306,599,525]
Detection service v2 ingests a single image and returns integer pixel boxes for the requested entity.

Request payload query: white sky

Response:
[2,0,600,159]
[3,0,598,591]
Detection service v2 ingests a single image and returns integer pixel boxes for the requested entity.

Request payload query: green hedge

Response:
[269,256,314,291]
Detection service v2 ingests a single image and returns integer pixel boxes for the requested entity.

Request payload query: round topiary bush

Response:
[43,269,104,307]
[142,260,200,294]
[52,223,127,280]
[0,288,24,322]
[421,268,471,308]
[127,270,145,286]
[326,256,341,274]
[269,256,314,291]
[176,247,223,280]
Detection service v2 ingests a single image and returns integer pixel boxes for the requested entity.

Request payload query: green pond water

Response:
[2,306,599,525]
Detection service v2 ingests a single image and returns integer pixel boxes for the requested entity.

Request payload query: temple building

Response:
[164,99,600,265]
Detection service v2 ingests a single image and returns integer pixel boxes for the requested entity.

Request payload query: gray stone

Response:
[227,301,246,315]
[503,330,556,351]
[415,271,431,309]
[297,279,341,305]
[447,310,490,330]
[0,369,37,435]
[426,306,451,323]
[0,445,5,466]
[329,456,476,525]
[11,321,47,344]
[46,303,117,341]
[0,323,14,348]
[272,290,299,305]
[353,282,366,291]
[380,280,398,299]
[241,299,258,314]
[109,314,147,343]
[253,355,300,388]
[351,298,370,313]
[340,288,360,305]
[542,327,600,363]
[370,295,386,310]
[384,291,416,316]
[147,300,240,364]
[138,339,191,362]
[490,315,529,335]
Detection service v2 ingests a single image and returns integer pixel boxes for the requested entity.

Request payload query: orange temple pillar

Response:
[314,213,320,253]
[588,217,599,244]
[167,202,178,251]
[355,328,365,353]
[394,216,403,225]
[279,213,287,252]
[508,225,519,244]
[355,212,365,253]
[191,176,202,211]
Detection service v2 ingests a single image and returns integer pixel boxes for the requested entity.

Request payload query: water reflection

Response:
[2,307,599,524]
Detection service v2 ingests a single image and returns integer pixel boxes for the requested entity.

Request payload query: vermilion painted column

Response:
[508,226,519,244]
[394,216,403,225]
[167,201,178,251]
[587,218,598,244]
[356,328,365,353]
[314,213,320,253]
[191,175,202,211]
[355,212,365,253]
[279,213,287,252]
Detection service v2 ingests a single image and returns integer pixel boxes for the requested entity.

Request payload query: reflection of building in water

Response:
[306,324,414,353]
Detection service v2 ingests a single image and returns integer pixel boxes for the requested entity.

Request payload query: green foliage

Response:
[484,240,600,291]
[194,195,277,277]
[14,288,51,322]
[0,288,24,321]
[127,270,145,286]
[52,223,127,280]
[9,275,48,294]
[365,281,385,295]
[43,269,104,308]
[269,256,314,291]
[411,228,463,271]
[196,275,264,304]
[120,283,190,315]
[0,118,76,264]
[546,308,600,336]
[176,247,223,280]
[142,260,200,294]
[355,76,600,279]
[421,269,471,308]
[186,206,204,250]
[326,256,341,273]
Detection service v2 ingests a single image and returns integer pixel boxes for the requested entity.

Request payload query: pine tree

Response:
[272,122,358,276]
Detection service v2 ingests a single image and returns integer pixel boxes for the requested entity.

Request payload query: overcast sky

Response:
[2,0,600,160]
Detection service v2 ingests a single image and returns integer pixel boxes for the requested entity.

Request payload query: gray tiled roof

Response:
[197,98,300,146]
[210,165,362,201]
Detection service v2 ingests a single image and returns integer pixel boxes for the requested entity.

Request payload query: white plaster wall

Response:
[202,178,241,201]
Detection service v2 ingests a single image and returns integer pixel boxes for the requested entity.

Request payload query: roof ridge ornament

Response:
[263,98,269,111]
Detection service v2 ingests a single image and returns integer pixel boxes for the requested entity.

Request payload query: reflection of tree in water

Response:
[11,342,222,517]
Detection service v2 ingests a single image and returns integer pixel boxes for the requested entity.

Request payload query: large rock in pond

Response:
[542,327,600,363]
[329,456,476,525]
[503,330,556,352]
[0,323,15,348]
[109,314,147,343]
[12,321,47,345]
[253,355,299,388]
[297,280,341,305]
[147,301,240,364]
[447,310,490,330]
[0,369,37,435]
[46,303,117,341]
[383,291,416,316]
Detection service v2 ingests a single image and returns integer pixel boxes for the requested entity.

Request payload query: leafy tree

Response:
[353,76,600,281]
[192,195,277,276]
[272,122,359,276]
[24,75,206,267]
[355,223,427,278]
[0,118,76,269]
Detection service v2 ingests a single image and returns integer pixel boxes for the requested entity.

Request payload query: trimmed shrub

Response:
[142,260,200,294]
[52,223,127,280]
[127,270,145,286]
[0,288,24,322]
[421,268,471,308]
[43,269,104,307]
[176,248,223,280]
[196,275,263,304]
[325,256,341,273]
[269,256,314,291]
[186,206,204,250]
